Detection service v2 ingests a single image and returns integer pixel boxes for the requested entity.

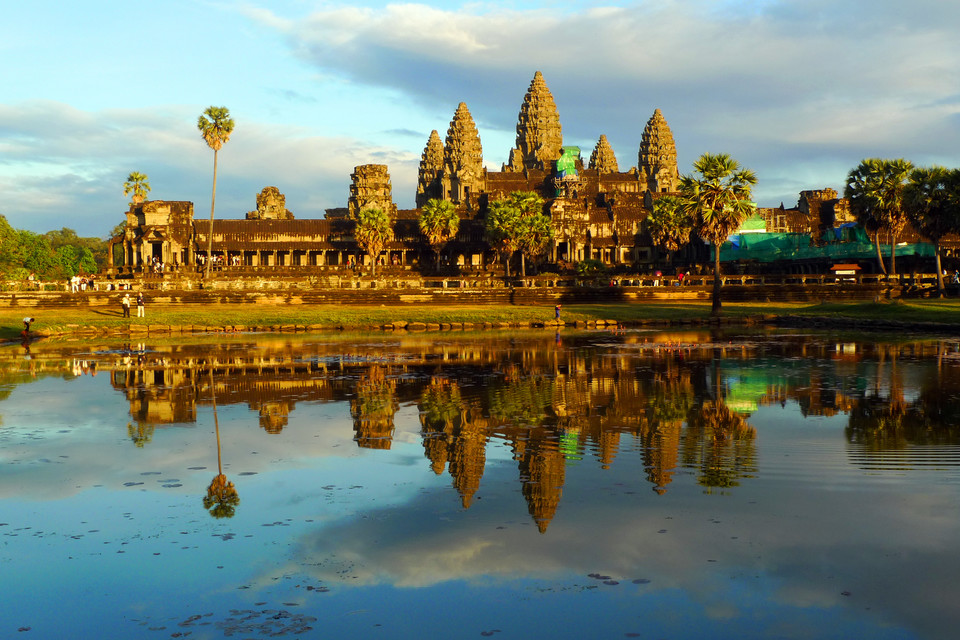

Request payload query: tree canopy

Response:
[484,191,551,277]
[904,166,960,295]
[646,194,695,254]
[123,171,151,205]
[353,206,394,276]
[0,217,106,282]
[419,198,460,270]
[844,158,913,276]
[679,153,757,315]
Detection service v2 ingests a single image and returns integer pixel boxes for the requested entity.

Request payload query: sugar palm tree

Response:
[904,166,960,296]
[844,158,913,276]
[354,206,394,277]
[419,198,460,271]
[122,171,151,205]
[679,153,757,315]
[197,106,235,279]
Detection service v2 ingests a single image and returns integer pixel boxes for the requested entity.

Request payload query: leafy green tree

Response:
[0,215,21,276]
[122,171,151,205]
[485,200,523,277]
[904,166,960,295]
[353,206,394,277]
[419,198,460,271]
[844,158,913,276]
[17,231,57,279]
[44,228,108,272]
[575,258,607,277]
[517,209,553,276]
[646,194,695,265]
[197,106,235,279]
[485,191,549,277]
[679,153,757,315]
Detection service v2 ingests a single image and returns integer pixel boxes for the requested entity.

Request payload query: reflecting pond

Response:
[3,328,960,639]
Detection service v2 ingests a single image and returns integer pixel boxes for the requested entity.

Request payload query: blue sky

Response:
[3,0,960,237]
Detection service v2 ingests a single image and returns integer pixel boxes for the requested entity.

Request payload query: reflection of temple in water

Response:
[10,332,953,532]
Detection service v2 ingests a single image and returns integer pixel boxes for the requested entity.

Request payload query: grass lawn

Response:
[4,299,960,341]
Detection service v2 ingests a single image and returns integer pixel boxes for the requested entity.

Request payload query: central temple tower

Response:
[505,71,563,172]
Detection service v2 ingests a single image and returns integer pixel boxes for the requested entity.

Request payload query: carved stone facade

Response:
[348,164,397,218]
[441,103,485,208]
[638,109,680,194]
[505,71,563,172]
[588,135,619,174]
[118,200,194,269]
[246,186,294,220]
[416,130,445,208]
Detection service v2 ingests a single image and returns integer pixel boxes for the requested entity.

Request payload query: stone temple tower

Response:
[637,109,679,193]
[442,102,485,208]
[416,129,444,208]
[588,134,619,174]
[505,71,563,172]
[348,164,397,218]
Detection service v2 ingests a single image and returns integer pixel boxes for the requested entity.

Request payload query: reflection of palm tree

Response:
[127,421,155,448]
[683,358,757,492]
[203,368,239,518]
[685,400,757,491]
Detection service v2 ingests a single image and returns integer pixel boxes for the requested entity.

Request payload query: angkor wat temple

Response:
[109,71,885,278]
[110,71,685,276]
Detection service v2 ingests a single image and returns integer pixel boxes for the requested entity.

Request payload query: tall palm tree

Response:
[904,166,960,296]
[122,171,151,205]
[197,106,235,279]
[679,153,757,315]
[844,158,913,276]
[419,198,460,271]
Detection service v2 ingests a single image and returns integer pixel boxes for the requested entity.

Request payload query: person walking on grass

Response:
[137,292,145,318]
[121,293,131,318]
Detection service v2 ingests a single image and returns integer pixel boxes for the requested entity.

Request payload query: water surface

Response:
[2,328,959,639]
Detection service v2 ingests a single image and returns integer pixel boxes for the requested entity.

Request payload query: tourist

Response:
[22,317,33,337]
[555,304,562,321]
[121,293,131,318]
[136,292,145,318]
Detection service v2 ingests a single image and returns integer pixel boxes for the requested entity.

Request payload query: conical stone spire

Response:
[506,71,563,172]
[588,134,619,174]
[638,108,679,193]
[442,102,484,205]
[416,129,444,207]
